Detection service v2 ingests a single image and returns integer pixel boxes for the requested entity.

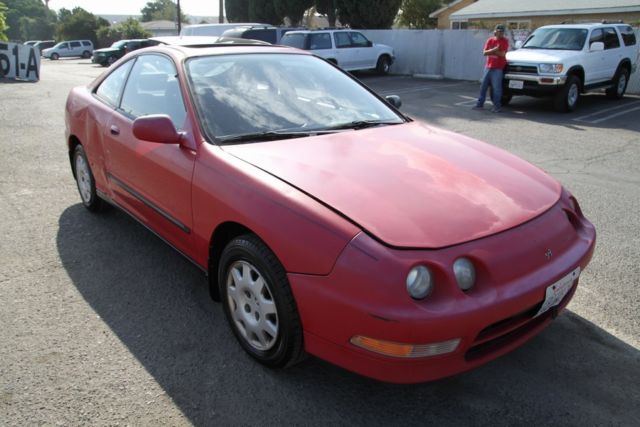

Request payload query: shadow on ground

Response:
[57,204,640,426]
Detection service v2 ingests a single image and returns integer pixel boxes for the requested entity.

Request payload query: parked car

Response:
[33,40,56,54]
[92,39,158,66]
[221,26,302,44]
[180,23,268,37]
[280,29,395,74]
[504,23,639,111]
[65,42,595,384]
[24,40,38,46]
[42,40,93,60]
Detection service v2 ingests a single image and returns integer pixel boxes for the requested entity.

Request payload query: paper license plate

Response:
[534,267,580,317]
[508,80,524,89]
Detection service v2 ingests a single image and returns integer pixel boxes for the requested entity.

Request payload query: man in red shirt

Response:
[474,24,509,112]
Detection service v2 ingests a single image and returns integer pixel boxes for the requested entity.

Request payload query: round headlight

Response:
[406,266,433,299]
[453,258,476,291]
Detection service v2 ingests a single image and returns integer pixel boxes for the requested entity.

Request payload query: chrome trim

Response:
[108,173,191,234]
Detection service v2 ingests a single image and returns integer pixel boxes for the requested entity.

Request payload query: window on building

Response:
[507,20,531,30]
[451,21,468,30]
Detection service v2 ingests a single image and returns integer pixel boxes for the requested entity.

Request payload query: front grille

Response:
[465,283,576,362]
[506,64,538,74]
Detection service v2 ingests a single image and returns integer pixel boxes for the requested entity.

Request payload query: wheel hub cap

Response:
[75,154,92,203]
[226,260,278,351]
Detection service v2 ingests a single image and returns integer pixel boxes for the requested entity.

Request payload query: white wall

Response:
[362,29,640,95]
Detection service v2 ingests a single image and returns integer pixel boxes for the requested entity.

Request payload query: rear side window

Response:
[95,60,134,107]
[82,41,92,47]
[603,27,620,49]
[309,33,332,49]
[618,26,637,46]
[280,33,307,49]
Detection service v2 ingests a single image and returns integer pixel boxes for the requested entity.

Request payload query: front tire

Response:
[376,55,391,75]
[219,234,304,368]
[50,53,59,60]
[106,55,117,66]
[554,75,580,112]
[606,67,629,99]
[73,145,104,212]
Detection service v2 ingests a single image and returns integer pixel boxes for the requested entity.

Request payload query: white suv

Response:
[504,23,638,111]
[280,29,395,74]
[42,40,94,60]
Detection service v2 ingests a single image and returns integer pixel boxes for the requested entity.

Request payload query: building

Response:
[430,0,640,30]
[141,20,179,37]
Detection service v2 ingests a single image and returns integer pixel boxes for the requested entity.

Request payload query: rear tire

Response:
[554,75,580,112]
[73,145,104,212]
[606,67,629,99]
[82,50,91,59]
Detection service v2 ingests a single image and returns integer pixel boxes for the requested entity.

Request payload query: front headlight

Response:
[453,258,476,291]
[406,265,433,299]
[539,63,564,73]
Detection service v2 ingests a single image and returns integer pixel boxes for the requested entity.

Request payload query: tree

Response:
[315,0,336,27]
[336,0,401,29]
[141,0,187,23]
[226,0,249,22]
[275,0,314,26]
[96,17,151,47]
[248,0,284,25]
[397,0,441,28]
[56,7,103,45]
[4,0,56,41]
[0,2,8,41]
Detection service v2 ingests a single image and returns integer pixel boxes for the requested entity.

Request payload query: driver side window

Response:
[120,55,187,131]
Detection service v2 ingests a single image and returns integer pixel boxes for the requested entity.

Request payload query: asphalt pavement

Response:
[1,59,639,426]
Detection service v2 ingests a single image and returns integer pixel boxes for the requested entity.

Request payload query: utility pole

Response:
[176,0,181,35]
[219,0,224,23]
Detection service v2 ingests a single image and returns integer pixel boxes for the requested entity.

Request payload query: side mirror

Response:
[515,40,523,49]
[590,41,604,52]
[133,115,182,144]
[367,40,373,47]
[385,95,402,109]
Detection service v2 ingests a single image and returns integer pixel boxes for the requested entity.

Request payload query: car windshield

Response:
[185,53,404,142]
[111,40,128,48]
[523,28,588,50]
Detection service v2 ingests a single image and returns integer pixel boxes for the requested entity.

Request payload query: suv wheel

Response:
[82,50,91,59]
[554,75,580,112]
[376,55,391,75]
[106,55,117,66]
[606,67,629,99]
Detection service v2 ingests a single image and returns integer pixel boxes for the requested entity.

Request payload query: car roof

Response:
[149,36,271,47]
[538,23,624,30]
[283,28,353,35]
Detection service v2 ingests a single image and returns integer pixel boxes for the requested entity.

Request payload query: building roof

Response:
[449,0,640,19]
[429,0,468,18]
[141,20,178,31]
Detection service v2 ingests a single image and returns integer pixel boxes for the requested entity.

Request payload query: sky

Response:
[48,1,221,17]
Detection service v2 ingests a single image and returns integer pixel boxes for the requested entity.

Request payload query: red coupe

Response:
[65,42,596,383]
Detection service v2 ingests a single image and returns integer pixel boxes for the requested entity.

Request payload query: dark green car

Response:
[92,39,158,66]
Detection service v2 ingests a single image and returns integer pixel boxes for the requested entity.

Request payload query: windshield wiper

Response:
[217,129,338,144]
[323,120,403,131]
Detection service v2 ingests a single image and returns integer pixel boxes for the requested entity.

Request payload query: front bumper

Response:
[289,196,596,383]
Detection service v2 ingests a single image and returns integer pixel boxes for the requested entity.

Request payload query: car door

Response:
[333,32,355,69]
[69,41,82,57]
[602,27,624,81]
[349,31,374,69]
[103,54,195,251]
[584,28,606,83]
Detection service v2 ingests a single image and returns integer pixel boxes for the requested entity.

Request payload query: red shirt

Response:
[484,36,509,69]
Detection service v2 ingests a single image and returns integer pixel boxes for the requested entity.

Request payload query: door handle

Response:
[110,125,120,136]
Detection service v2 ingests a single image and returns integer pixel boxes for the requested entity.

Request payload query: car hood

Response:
[93,48,120,54]
[507,49,579,63]
[223,122,561,248]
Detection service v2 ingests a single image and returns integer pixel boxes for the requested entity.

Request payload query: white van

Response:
[42,40,94,60]
[180,23,268,37]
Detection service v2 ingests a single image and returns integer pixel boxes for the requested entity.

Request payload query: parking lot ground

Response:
[1,60,639,425]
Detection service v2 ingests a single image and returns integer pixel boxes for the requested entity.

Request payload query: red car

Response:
[65,42,596,383]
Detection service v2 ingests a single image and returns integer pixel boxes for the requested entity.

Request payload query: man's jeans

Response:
[476,68,504,109]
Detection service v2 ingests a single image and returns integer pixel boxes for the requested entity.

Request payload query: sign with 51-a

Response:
[0,42,40,82]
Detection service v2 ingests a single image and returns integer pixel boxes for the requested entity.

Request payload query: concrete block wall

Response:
[362,29,640,95]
